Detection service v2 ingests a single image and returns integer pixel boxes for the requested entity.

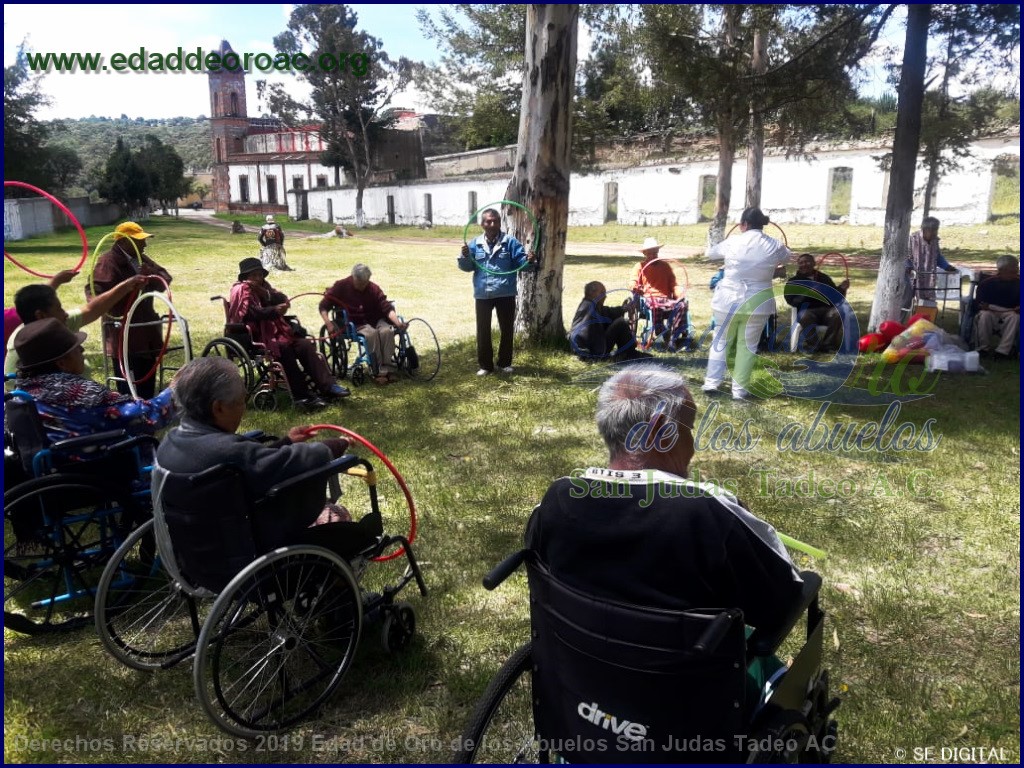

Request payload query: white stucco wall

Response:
[227,162,350,204]
[291,133,1020,227]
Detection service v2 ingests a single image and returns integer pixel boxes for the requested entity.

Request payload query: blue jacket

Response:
[458,232,533,300]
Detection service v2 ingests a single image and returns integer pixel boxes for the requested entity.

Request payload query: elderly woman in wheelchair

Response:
[456,363,838,763]
[94,356,427,737]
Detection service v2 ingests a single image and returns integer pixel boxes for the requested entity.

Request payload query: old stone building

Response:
[207,40,425,217]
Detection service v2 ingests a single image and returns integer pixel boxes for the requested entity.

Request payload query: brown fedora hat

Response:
[14,317,87,370]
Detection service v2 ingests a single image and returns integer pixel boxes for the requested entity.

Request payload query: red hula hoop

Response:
[816,252,850,282]
[304,424,417,562]
[636,256,690,298]
[3,181,89,278]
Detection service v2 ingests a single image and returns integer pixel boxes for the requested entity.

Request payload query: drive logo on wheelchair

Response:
[577,701,648,742]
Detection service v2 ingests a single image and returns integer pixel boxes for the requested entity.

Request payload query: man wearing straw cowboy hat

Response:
[89,221,173,399]
[629,237,689,351]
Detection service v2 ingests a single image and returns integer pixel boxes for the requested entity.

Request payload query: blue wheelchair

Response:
[4,390,155,634]
[318,307,441,385]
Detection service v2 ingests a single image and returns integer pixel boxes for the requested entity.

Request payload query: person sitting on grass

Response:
[13,318,175,442]
[568,281,648,362]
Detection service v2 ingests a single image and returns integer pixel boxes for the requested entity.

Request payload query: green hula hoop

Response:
[778,532,828,560]
[87,230,142,302]
[462,200,541,277]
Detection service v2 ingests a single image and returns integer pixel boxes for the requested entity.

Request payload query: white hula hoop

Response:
[121,291,192,400]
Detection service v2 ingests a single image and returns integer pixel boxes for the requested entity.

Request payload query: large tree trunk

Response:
[510,4,578,343]
[707,112,736,252]
[745,25,767,209]
[869,4,931,332]
[707,6,743,252]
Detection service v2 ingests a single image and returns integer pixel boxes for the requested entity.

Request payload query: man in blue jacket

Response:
[459,208,537,376]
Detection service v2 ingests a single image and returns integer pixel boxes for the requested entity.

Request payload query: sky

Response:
[3,3,959,123]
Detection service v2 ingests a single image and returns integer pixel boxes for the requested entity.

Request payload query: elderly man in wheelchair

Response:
[457,363,838,763]
[93,356,426,737]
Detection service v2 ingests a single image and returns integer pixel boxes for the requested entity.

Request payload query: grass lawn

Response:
[3,218,1020,764]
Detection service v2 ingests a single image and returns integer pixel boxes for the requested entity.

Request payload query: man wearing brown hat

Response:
[89,222,173,399]
[228,258,349,408]
[13,317,175,442]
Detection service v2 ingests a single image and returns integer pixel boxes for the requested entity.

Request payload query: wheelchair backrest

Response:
[4,394,50,474]
[156,464,259,594]
[526,561,748,764]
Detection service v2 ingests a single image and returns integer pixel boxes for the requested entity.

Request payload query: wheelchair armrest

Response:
[241,430,276,443]
[264,454,364,499]
[483,549,531,591]
[105,434,160,456]
[747,571,822,657]
[50,429,130,452]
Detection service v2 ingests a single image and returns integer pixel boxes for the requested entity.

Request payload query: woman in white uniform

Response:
[703,208,791,400]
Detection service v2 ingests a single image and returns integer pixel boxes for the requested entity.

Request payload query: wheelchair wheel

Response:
[194,546,362,738]
[351,364,366,386]
[95,519,210,671]
[201,337,256,392]
[318,324,349,379]
[398,318,441,381]
[4,475,140,635]
[455,643,544,764]
[380,601,416,653]
[748,710,812,763]
[251,389,278,412]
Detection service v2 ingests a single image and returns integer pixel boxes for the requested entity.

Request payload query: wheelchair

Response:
[201,296,293,411]
[455,550,839,764]
[4,391,154,635]
[630,293,696,352]
[93,443,428,738]
[318,307,441,385]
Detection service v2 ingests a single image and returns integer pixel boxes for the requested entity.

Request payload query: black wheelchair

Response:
[4,391,154,635]
[201,296,294,411]
[318,307,441,385]
[93,444,427,738]
[455,550,839,764]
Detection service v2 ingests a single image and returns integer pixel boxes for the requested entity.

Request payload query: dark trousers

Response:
[797,306,843,350]
[112,351,159,399]
[278,338,334,399]
[575,317,636,360]
[476,296,516,371]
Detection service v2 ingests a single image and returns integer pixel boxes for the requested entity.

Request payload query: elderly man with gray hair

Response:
[524,362,804,708]
[320,264,407,386]
[974,255,1020,360]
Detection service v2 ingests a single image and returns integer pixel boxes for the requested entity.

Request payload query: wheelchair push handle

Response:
[693,608,743,655]
[483,549,529,591]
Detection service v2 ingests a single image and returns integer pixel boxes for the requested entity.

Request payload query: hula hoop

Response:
[777,532,827,560]
[816,252,850,282]
[303,424,417,563]
[87,230,142,310]
[120,284,191,400]
[462,200,540,276]
[725,221,789,247]
[635,256,691,299]
[288,291,351,342]
[3,181,88,278]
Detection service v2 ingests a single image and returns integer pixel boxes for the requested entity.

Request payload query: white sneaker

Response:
[476,368,491,376]
[499,366,514,374]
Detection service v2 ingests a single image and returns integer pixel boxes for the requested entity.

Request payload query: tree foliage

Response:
[4,44,54,191]
[138,135,190,214]
[261,3,411,224]
[99,138,152,217]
